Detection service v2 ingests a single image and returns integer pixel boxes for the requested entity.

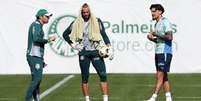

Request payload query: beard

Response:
[152,15,156,20]
[82,15,90,21]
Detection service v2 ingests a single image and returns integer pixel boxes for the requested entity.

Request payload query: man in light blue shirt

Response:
[147,4,173,101]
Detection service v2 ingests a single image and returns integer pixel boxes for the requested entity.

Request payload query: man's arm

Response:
[98,18,114,60]
[63,22,74,45]
[147,33,157,43]
[152,31,173,41]
[32,24,48,44]
[153,19,173,41]
[98,18,111,46]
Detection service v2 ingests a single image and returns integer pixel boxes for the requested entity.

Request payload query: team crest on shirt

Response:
[47,15,78,57]
[35,64,40,70]
[80,56,85,60]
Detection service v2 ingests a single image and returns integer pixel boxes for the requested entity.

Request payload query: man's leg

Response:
[79,55,91,101]
[33,81,41,101]
[25,57,43,101]
[154,71,164,94]
[163,54,173,101]
[163,72,170,92]
[147,71,164,101]
[100,82,108,101]
[91,56,108,101]
[147,54,165,101]
[163,72,172,101]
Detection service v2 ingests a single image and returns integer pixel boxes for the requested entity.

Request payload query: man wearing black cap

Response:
[25,9,56,101]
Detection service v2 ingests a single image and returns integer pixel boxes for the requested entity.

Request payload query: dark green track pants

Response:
[25,55,44,101]
[79,50,107,83]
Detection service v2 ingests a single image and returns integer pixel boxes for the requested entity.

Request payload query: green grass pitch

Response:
[0,74,201,101]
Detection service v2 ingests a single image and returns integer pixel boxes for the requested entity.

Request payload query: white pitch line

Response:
[175,96,201,99]
[39,75,75,100]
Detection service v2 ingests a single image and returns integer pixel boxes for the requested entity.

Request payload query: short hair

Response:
[82,3,89,8]
[150,4,165,14]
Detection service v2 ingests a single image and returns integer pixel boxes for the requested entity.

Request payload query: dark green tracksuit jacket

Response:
[26,21,48,58]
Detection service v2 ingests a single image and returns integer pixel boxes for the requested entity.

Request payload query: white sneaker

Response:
[145,93,157,101]
[85,96,90,101]
[166,97,172,101]
[146,97,156,101]
[103,95,108,101]
[165,92,172,101]
[86,98,90,101]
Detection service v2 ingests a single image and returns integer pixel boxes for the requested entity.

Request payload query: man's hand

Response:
[48,35,57,42]
[70,42,83,51]
[107,45,114,60]
[148,31,173,41]
[147,32,157,41]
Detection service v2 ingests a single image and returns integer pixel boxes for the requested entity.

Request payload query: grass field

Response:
[0,74,201,101]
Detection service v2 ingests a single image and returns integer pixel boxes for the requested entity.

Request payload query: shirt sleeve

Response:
[98,18,110,44]
[63,22,74,44]
[163,19,173,33]
[32,23,48,44]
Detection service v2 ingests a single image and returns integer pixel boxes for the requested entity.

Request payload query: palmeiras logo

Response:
[47,15,77,57]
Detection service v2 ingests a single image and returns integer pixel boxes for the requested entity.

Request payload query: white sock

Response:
[103,95,108,101]
[85,96,90,101]
[165,92,171,97]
